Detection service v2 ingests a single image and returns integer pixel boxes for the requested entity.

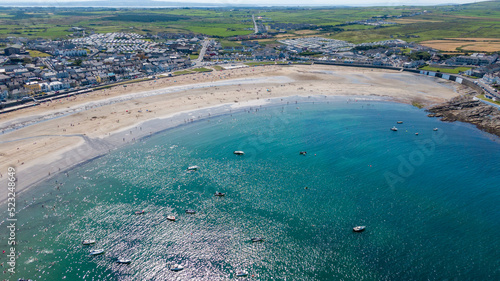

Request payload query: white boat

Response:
[391,126,398,131]
[233,151,245,155]
[82,239,96,245]
[214,192,225,197]
[251,237,264,242]
[433,128,438,131]
[236,271,248,277]
[135,210,146,215]
[415,132,419,135]
[185,209,196,214]
[353,226,366,232]
[170,264,184,271]
[167,215,176,221]
[90,249,105,255]
[117,258,131,264]
[397,121,403,124]
[187,165,199,171]
[299,151,307,155]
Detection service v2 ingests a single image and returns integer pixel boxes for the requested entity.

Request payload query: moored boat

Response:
[185,209,196,214]
[397,121,403,124]
[135,210,146,215]
[117,258,131,264]
[90,249,105,255]
[170,264,184,271]
[82,239,96,245]
[214,192,225,197]
[236,271,248,277]
[251,237,264,242]
[433,128,438,131]
[167,215,176,221]
[299,151,307,155]
[187,165,199,171]
[233,151,245,155]
[391,126,398,131]
[353,226,366,232]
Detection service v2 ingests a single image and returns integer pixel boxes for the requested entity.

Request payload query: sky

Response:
[0,0,491,6]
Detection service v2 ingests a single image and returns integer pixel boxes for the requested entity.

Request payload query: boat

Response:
[299,151,307,155]
[415,132,419,136]
[89,249,105,255]
[390,126,398,131]
[187,165,199,171]
[397,121,403,124]
[117,258,131,264]
[433,128,438,131]
[353,226,366,232]
[135,210,146,215]
[185,209,196,214]
[167,215,176,221]
[233,151,245,155]
[82,239,96,245]
[170,264,184,271]
[251,237,264,243]
[236,271,248,277]
[214,192,225,197]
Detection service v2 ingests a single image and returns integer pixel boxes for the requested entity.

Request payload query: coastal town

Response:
[1,27,499,108]
[1,2,500,280]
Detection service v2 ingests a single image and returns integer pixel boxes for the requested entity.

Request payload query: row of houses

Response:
[1,35,197,99]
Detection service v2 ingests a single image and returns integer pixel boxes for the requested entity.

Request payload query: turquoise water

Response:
[1,99,499,280]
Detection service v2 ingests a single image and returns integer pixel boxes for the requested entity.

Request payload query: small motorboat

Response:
[299,151,307,155]
[236,271,248,277]
[170,264,184,272]
[433,128,438,131]
[135,210,146,215]
[185,209,196,214]
[167,215,176,221]
[214,192,225,197]
[117,258,131,264]
[233,151,245,155]
[415,132,419,136]
[353,226,366,232]
[90,249,105,255]
[397,121,403,124]
[251,237,264,243]
[187,165,199,171]
[390,126,398,131]
[82,239,96,245]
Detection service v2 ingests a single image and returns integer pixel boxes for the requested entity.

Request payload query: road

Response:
[40,57,55,71]
[193,39,211,67]
[252,14,258,34]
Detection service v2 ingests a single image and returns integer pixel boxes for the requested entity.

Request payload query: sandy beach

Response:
[0,64,469,202]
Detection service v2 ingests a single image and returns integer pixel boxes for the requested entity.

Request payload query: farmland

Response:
[0,0,498,51]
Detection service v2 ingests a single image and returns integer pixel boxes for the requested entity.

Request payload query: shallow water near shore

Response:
[1,98,499,280]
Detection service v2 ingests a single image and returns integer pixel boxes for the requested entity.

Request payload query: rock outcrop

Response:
[427,95,500,137]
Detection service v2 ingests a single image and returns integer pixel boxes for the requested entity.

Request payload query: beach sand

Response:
[0,64,469,202]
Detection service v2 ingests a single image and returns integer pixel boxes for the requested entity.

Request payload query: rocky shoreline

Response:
[427,95,500,137]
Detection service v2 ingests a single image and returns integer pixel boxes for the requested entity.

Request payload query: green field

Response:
[419,65,472,74]
[478,94,500,105]
[0,1,498,45]
[173,70,193,75]
[192,67,212,72]
[28,50,51,57]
